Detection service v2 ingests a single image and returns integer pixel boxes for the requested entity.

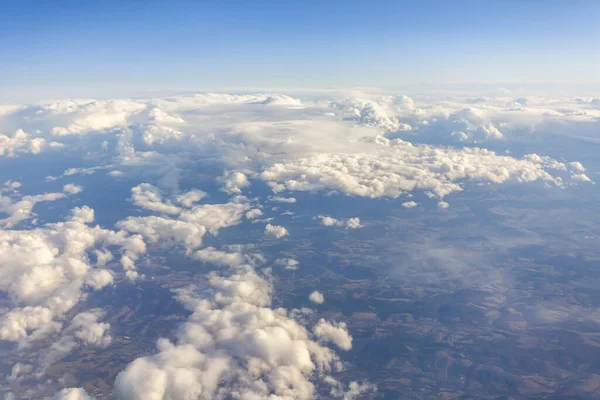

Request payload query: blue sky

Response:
[1,0,599,100]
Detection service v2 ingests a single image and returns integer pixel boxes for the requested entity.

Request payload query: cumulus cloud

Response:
[131,183,181,215]
[262,136,575,202]
[268,196,297,203]
[0,206,145,344]
[46,99,147,136]
[326,377,377,400]
[338,97,410,132]
[115,255,352,400]
[0,184,86,227]
[402,201,418,208]
[68,309,112,347]
[62,184,83,194]
[572,173,592,183]
[570,161,586,172]
[119,190,249,252]
[0,129,62,157]
[265,223,288,239]
[176,190,207,207]
[313,319,353,351]
[245,208,263,220]
[345,217,362,229]
[276,257,300,270]
[2,180,21,193]
[85,269,114,290]
[193,246,246,267]
[220,171,251,194]
[51,387,95,400]
[317,215,362,229]
[309,291,325,304]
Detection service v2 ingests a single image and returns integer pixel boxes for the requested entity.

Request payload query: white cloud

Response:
[7,362,33,383]
[0,306,55,342]
[0,129,61,157]
[402,201,418,208]
[118,215,207,250]
[245,208,263,220]
[276,257,300,270]
[0,191,65,227]
[265,223,288,239]
[115,259,349,400]
[62,184,83,194]
[46,99,147,136]
[319,216,339,227]
[193,247,246,267]
[309,291,325,304]
[118,195,249,252]
[85,269,114,290]
[317,216,362,229]
[0,184,86,228]
[221,171,251,194]
[52,387,95,400]
[313,319,353,351]
[176,190,207,207]
[68,309,112,348]
[0,206,146,344]
[570,161,586,172]
[2,180,21,192]
[262,136,573,202]
[345,217,362,229]
[268,196,297,203]
[326,377,377,400]
[131,183,181,215]
[572,173,592,183]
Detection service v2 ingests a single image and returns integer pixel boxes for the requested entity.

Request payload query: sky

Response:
[1,0,599,101]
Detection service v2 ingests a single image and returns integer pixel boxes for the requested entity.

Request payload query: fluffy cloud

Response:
[220,171,251,194]
[131,183,181,215]
[62,184,83,195]
[68,309,112,347]
[46,99,147,136]
[313,319,353,351]
[326,377,377,400]
[2,92,589,207]
[51,387,95,400]
[275,257,300,270]
[176,190,207,207]
[0,186,81,228]
[572,173,592,183]
[0,129,62,157]
[0,206,145,344]
[268,196,297,203]
[402,201,418,208]
[193,247,246,267]
[245,208,263,220]
[262,136,574,201]
[264,223,288,239]
[2,180,22,193]
[119,185,250,251]
[85,269,114,290]
[309,291,325,304]
[115,253,352,400]
[317,216,362,229]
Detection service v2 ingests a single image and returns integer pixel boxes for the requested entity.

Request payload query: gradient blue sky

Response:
[1,0,599,100]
